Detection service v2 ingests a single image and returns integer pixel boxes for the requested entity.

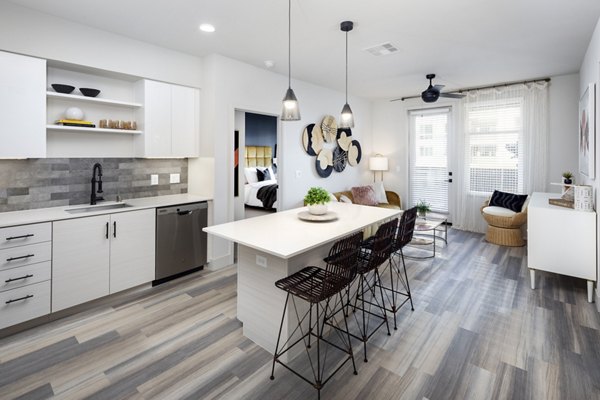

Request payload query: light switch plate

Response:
[170,173,180,184]
[150,174,159,185]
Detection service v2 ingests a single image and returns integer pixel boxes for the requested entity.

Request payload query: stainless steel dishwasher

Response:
[155,202,208,283]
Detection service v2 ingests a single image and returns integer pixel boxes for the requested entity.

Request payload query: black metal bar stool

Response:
[348,218,398,362]
[378,206,417,330]
[269,231,363,399]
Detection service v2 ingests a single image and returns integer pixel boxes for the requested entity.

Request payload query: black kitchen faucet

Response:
[90,163,104,205]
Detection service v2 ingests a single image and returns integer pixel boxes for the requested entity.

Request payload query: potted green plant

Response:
[562,171,573,185]
[304,187,331,215]
[416,199,431,218]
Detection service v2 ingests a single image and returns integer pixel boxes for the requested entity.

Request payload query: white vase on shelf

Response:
[308,203,328,215]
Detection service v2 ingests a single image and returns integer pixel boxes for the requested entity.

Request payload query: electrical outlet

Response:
[170,173,180,184]
[150,174,159,185]
[295,170,302,178]
[256,255,267,268]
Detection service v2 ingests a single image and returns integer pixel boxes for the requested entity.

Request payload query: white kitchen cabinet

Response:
[52,209,155,312]
[110,209,155,293]
[52,215,111,312]
[0,51,46,158]
[135,79,199,158]
[528,192,597,302]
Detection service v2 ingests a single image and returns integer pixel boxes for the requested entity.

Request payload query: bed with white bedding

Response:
[244,145,277,210]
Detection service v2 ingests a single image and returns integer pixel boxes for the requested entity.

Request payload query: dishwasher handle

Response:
[177,210,193,216]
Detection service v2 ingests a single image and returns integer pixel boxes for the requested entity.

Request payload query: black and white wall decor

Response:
[301,114,361,178]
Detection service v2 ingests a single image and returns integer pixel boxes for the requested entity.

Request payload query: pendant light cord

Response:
[345,30,348,103]
[288,0,291,89]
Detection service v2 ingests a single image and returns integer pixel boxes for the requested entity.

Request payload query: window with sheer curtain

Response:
[465,99,523,195]
[452,82,548,233]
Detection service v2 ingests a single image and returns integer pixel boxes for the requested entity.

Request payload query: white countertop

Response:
[530,192,596,214]
[0,194,212,228]
[204,202,401,259]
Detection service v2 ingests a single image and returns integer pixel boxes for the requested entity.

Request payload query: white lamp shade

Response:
[369,156,388,171]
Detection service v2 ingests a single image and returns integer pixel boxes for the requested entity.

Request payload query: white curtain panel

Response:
[452,82,549,233]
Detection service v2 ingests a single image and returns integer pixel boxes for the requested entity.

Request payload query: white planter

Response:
[308,204,328,215]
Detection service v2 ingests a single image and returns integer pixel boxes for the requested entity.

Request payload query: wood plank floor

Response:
[2,228,600,399]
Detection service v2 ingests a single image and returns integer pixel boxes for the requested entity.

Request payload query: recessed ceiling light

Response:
[199,24,215,33]
[264,60,275,69]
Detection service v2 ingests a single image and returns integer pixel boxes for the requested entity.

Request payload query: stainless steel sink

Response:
[65,203,133,214]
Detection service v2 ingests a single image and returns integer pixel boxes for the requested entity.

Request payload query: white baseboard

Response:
[596,288,600,312]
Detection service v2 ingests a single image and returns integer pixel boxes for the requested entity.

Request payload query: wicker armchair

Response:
[481,199,528,246]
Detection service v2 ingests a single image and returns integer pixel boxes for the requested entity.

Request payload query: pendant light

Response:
[281,0,300,121]
[339,21,354,128]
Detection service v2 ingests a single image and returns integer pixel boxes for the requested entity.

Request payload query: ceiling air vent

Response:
[363,42,399,56]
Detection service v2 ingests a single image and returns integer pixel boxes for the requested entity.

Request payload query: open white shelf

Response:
[47,91,142,108]
[46,125,142,135]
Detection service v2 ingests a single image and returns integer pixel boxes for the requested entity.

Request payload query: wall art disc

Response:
[302,124,324,156]
[316,148,334,178]
[332,146,347,172]
[337,128,353,151]
[347,140,362,166]
[321,115,338,143]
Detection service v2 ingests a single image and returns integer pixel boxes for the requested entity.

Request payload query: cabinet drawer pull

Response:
[5,274,33,283]
[105,222,109,239]
[5,234,34,241]
[6,254,34,262]
[5,294,33,304]
[113,221,117,238]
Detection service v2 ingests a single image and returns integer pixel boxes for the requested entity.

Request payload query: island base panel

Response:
[237,243,331,361]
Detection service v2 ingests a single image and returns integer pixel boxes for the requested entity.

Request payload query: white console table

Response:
[528,192,597,302]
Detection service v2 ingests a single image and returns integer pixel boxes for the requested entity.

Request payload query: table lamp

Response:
[369,154,388,182]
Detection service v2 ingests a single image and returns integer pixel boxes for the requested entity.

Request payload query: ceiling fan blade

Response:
[390,95,421,102]
[433,84,445,91]
[440,92,466,99]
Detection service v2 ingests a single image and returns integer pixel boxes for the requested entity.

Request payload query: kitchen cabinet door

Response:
[109,209,155,293]
[171,85,199,157]
[0,51,46,158]
[52,215,110,312]
[142,80,172,157]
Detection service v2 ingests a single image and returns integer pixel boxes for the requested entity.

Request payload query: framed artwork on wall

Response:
[579,83,595,179]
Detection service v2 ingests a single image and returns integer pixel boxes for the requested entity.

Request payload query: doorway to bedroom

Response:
[234,110,279,221]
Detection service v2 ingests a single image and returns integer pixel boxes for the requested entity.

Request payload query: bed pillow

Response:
[256,167,271,182]
[244,167,259,183]
[370,182,388,204]
[351,186,379,206]
[339,195,352,204]
[489,190,528,212]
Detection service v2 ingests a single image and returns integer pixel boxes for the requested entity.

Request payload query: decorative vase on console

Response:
[304,187,331,215]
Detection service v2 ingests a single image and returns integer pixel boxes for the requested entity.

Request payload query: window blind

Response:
[464,99,523,194]
[409,108,449,213]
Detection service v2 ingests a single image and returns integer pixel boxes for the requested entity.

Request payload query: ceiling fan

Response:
[393,74,466,102]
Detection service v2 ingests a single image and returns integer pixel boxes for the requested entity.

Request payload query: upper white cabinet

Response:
[0,51,46,158]
[135,80,199,158]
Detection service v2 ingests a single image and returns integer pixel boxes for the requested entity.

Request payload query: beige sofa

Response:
[332,190,402,210]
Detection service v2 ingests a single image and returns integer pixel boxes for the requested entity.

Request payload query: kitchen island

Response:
[204,202,401,355]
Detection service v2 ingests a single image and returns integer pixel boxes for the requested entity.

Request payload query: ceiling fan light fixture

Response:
[340,21,355,129]
[281,0,301,121]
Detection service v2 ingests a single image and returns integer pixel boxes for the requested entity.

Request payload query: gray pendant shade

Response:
[339,103,354,129]
[281,87,301,121]
[281,0,300,121]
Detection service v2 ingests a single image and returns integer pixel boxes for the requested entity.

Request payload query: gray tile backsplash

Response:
[0,158,188,212]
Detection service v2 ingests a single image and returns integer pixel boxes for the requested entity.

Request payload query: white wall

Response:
[189,54,373,268]
[371,74,580,210]
[0,2,203,87]
[579,16,600,307]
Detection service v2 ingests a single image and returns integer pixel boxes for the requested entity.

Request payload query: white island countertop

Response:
[204,202,401,259]
[0,194,212,228]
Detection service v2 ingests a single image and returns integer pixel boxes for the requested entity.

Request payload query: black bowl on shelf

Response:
[51,84,75,94]
[79,88,101,97]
